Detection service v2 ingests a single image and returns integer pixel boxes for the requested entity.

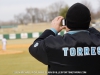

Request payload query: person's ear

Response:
[65,26,70,32]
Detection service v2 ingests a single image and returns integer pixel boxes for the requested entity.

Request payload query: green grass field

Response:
[0,23,49,75]
[0,39,47,75]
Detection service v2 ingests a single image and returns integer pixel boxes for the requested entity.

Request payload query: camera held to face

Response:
[61,19,66,26]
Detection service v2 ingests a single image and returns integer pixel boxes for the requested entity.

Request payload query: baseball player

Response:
[2,37,7,51]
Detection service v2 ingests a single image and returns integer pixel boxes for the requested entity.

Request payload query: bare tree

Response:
[14,13,25,24]
[26,8,35,23]
[14,13,31,25]
[39,9,47,22]
[47,1,66,21]
[14,1,67,23]
[26,7,43,23]
[23,14,31,24]
[49,1,66,14]
[33,8,40,23]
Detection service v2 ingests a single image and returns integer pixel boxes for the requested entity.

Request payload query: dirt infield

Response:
[0,44,30,55]
[0,44,30,49]
[0,50,23,55]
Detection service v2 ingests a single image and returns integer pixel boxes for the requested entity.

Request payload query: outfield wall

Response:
[0,31,66,40]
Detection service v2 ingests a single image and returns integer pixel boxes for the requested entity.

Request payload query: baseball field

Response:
[0,23,99,75]
[0,23,51,75]
[0,39,47,75]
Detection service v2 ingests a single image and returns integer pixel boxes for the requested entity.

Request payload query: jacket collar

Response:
[67,30,89,35]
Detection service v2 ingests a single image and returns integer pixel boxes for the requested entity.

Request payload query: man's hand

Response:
[51,16,67,32]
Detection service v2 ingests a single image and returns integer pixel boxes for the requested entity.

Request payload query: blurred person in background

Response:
[29,3,100,75]
[2,37,7,51]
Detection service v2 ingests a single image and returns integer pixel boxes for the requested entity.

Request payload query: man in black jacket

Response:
[29,3,100,75]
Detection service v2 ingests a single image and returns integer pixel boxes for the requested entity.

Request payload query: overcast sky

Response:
[0,0,99,21]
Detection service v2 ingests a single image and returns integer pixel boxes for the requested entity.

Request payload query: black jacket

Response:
[29,27,100,75]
